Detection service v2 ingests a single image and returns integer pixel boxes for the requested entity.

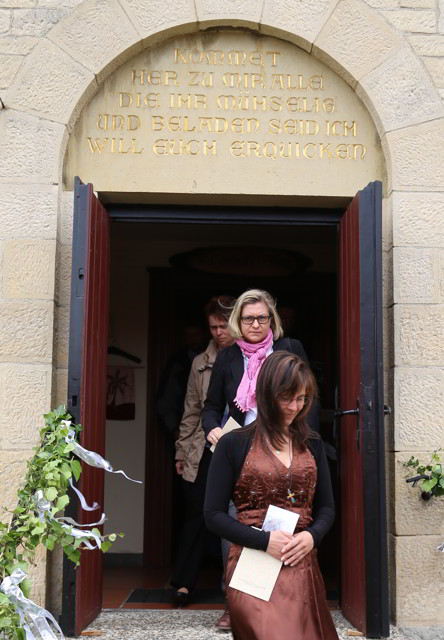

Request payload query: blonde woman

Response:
[202,289,319,443]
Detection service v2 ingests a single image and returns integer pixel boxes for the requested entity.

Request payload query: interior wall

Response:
[103,260,149,554]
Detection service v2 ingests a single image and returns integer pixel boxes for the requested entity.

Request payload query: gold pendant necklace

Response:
[267,437,296,504]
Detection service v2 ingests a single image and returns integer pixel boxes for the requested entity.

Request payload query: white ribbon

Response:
[64,426,142,484]
[1,569,63,640]
[438,542,444,553]
[33,489,106,529]
[68,478,99,511]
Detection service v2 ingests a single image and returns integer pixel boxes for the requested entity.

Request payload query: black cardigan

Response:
[201,337,319,435]
[204,429,335,551]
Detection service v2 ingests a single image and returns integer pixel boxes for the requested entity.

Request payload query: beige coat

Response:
[175,339,218,482]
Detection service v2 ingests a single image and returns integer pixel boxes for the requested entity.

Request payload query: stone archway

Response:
[1,0,443,627]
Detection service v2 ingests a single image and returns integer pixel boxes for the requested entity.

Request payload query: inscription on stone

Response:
[65,31,383,197]
[86,44,368,162]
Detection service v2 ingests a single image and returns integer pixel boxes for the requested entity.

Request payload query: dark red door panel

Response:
[338,181,389,638]
[61,178,110,636]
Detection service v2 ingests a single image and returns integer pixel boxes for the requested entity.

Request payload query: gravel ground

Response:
[85,609,443,640]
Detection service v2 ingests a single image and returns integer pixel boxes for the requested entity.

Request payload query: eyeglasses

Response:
[280,395,309,406]
[241,315,271,325]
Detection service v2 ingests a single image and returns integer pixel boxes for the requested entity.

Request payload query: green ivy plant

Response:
[0,406,122,640]
[403,450,444,499]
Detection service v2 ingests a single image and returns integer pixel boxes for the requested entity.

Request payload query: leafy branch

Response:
[0,406,122,640]
[403,450,444,499]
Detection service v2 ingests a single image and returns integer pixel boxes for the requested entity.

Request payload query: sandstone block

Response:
[313,0,403,85]
[48,0,141,83]
[383,306,395,369]
[382,195,393,251]
[408,35,444,56]
[395,303,444,366]
[381,9,436,34]
[55,304,70,368]
[11,8,67,37]
[0,54,23,88]
[441,249,444,301]
[392,535,444,625]
[58,188,73,246]
[6,39,97,126]
[0,184,58,239]
[394,367,444,450]
[382,248,394,308]
[260,0,337,52]
[194,0,261,29]
[4,239,56,300]
[0,110,65,183]
[399,0,435,7]
[0,9,10,33]
[0,301,54,362]
[56,243,72,305]
[0,364,51,449]
[392,191,444,247]
[120,0,196,42]
[383,368,394,454]
[27,545,47,608]
[393,451,444,536]
[54,367,68,409]
[440,0,444,33]
[423,57,444,89]
[393,247,440,304]
[357,47,444,136]
[0,36,38,55]
[385,120,444,191]
[364,0,398,7]
[0,450,30,517]
[46,546,63,616]
[0,1,36,6]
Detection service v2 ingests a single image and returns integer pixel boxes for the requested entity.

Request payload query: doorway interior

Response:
[101,210,341,609]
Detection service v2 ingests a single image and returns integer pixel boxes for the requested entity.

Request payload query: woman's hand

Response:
[281,531,314,566]
[207,427,223,446]
[175,461,184,475]
[266,530,293,560]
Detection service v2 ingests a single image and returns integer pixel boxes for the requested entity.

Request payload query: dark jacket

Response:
[204,428,335,550]
[201,337,320,436]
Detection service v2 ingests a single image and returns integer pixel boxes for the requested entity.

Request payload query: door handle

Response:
[334,408,359,418]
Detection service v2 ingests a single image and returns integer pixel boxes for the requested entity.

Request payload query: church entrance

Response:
[61,179,389,638]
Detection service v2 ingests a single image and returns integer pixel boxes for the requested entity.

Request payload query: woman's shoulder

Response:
[215,342,240,363]
[217,427,252,458]
[273,336,303,352]
[307,436,324,460]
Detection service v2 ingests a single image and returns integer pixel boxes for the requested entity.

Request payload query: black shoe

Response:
[174,589,190,606]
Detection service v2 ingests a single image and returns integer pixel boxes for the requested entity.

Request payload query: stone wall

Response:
[0,0,443,626]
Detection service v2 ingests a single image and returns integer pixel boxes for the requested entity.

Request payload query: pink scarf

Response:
[234,328,274,412]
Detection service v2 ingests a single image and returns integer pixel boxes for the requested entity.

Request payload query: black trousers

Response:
[170,448,215,590]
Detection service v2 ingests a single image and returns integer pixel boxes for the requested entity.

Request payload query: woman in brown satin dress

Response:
[204,351,339,640]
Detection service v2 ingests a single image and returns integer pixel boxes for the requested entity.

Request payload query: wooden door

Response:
[61,178,110,636]
[338,181,389,638]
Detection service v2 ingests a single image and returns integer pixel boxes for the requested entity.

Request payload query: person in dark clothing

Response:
[157,323,206,441]
[204,351,338,640]
[201,288,319,629]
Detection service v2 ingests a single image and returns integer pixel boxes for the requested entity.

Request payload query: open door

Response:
[338,181,389,638]
[61,178,110,636]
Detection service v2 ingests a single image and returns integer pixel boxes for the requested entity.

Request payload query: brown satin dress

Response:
[226,435,339,640]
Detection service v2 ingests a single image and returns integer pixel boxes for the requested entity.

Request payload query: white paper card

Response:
[210,417,242,452]
[229,506,299,601]
[262,504,299,534]
[229,546,281,601]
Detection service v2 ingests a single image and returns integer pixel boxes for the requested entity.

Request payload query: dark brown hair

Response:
[204,296,235,322]
[255,351,318,451]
